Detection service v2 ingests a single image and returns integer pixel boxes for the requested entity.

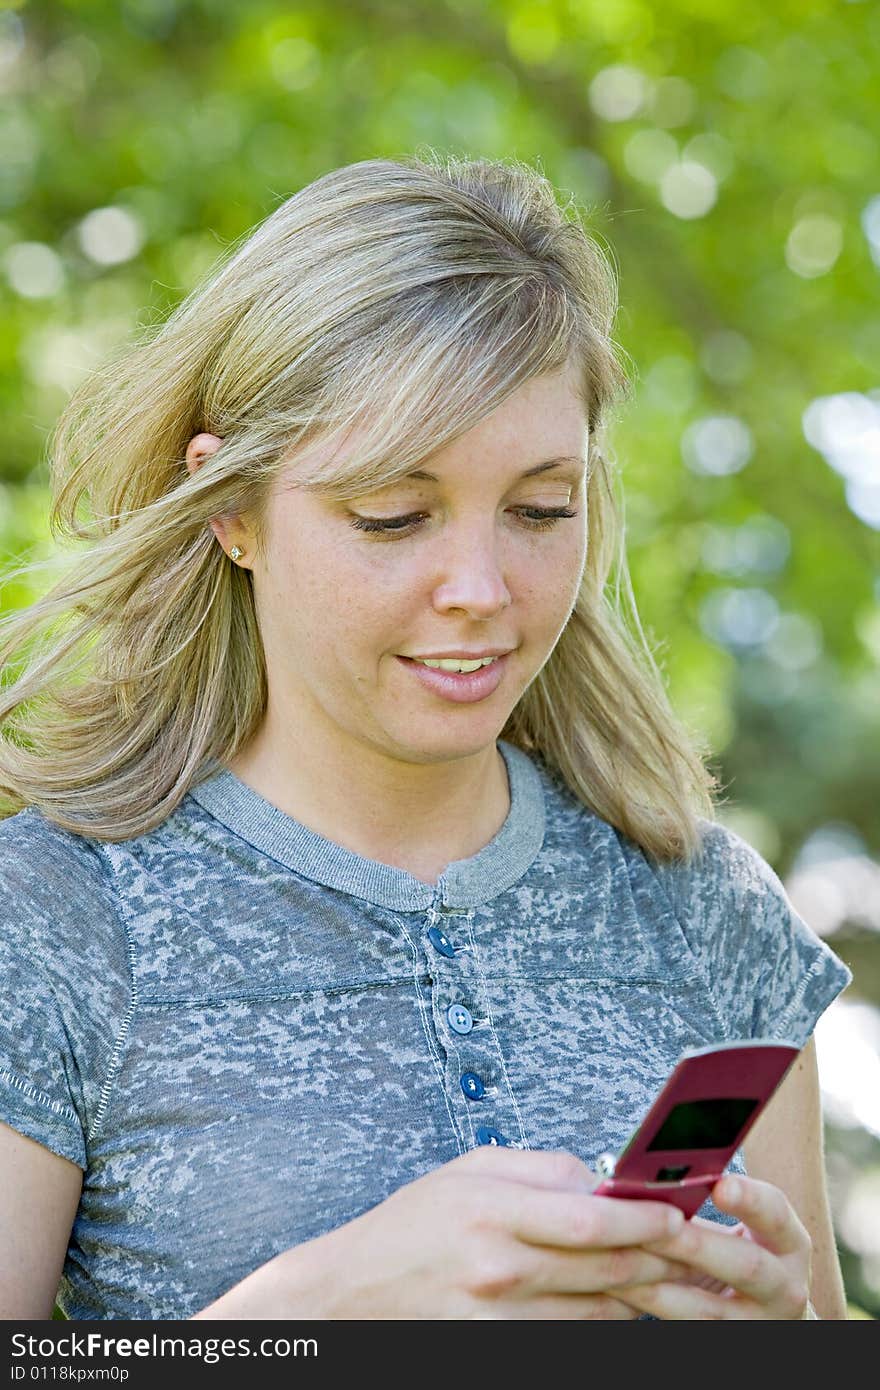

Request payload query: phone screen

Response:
[646,1096,759,1151]
[595,1042,798,1216]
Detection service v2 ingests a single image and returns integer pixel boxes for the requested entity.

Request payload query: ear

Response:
[185,432,224,475]
[185,433,253,566]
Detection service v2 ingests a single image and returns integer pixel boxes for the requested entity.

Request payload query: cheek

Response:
[513,530,587,611]
[286,523,587,631]
[326,546,431,632]
[268,541,405,656]
[257,544,336,650]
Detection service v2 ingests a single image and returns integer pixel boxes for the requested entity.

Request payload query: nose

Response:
[430,522,513,618]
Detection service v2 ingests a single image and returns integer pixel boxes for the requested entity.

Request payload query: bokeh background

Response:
[1,0,878,1318]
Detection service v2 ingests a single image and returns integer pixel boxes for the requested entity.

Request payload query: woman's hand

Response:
[613,1174,813,1319]
[303,1146,695,1320]
[198,1146,693,1320]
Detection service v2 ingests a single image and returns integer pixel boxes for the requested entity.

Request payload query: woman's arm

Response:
[741,1034,847,1319]
[190,1146,693,1320]
[0,1122,82,1318]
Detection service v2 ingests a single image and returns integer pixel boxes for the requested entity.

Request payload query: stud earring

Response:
[229,546,243,561]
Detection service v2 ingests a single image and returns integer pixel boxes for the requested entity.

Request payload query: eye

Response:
[349,511,426,534]
[516,506,579,531]
[348,506,579,537]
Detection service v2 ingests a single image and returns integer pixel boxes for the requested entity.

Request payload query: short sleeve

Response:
[650,819,852,1048]
[0,809,132,1170]
[0,942,86,1167]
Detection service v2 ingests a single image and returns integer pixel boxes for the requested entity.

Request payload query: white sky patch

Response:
[3,241,64,298]
[682,132,734,182]
[763,612,823,671]
[788,854,880,937]
[660,160,718,219]
[786,214,843,278]
[860,194,880,268]
[698,586,780,650]
[815,1000,880,1140]
[77,206,144,266]
[682,414,753,475]
[802,391,880,530]
[698,516,790,578]
[588,65,648,122]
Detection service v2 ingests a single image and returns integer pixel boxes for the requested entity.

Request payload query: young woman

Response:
[0,153,850,1320]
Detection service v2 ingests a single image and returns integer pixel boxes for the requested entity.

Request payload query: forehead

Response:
[274,368,588,500]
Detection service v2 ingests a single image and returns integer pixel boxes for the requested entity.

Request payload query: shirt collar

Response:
[187,739,546,911]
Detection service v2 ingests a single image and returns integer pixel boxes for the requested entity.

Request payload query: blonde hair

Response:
[0,151,722,859]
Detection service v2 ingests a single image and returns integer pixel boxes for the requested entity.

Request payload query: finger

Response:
[615,1282,761,1321]
[639,1214,788,1305]
[711,1176,811,1257]
[458,1145,600,1194]
[516,1246,695,1297]
[471,1293,641,1320]
[508,1187,685,1250]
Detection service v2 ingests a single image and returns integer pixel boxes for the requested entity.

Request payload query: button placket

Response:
[423,898,521,1150]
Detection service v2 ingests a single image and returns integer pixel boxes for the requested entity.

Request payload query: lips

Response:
[404,650,512,661]
[396,652,509,704]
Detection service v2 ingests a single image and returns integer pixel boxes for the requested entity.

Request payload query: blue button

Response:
[427,925,456,958]
[446,1003,474,1035]
[460,1072,485,1100]
[476,1126,511,1147]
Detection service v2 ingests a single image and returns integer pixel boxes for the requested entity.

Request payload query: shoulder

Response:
[522,746,623,857]
[0,803,110,880]
[0,806,130,987]
[0,810,133,1168]
[645,812,810,961]
[649,816,787,916]
[646,816,851,1044]
[0,805,117,912]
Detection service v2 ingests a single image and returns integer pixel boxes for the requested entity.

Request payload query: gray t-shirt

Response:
[0,739,851,1319]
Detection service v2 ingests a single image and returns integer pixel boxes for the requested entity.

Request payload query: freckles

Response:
[517,560,573,605]
[348,550,427,601]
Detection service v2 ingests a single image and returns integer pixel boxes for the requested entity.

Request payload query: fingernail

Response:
[724,1178,741,1203]
[666,1207,684,1234]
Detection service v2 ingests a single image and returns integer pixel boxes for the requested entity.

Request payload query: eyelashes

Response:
[348,506,580,538]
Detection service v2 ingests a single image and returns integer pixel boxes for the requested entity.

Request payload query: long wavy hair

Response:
[0,150,723,859]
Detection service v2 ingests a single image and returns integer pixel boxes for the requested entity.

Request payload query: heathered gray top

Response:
[0,739,850,1320]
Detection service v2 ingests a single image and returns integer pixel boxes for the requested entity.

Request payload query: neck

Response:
[225,714,511,885]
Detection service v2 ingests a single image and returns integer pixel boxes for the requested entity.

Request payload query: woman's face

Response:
[246,367,590,769]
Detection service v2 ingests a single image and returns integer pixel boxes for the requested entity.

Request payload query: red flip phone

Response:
[593,1039,799,1218]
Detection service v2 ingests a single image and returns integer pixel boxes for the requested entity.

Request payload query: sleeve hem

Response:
[0,1070,87,1169]
[773,950,853,1050]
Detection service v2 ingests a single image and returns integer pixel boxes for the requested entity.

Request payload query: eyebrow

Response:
[405,456,586,482]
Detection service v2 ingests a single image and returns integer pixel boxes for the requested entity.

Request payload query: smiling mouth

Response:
[404,656,500,672]
[394,652,511,702]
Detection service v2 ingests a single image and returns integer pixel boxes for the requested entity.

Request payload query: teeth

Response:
[414,657,498,672]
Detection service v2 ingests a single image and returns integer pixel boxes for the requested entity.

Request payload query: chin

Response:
[385,726,506,765]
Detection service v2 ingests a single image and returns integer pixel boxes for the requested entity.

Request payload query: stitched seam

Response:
[0,1067,80,1126]
[636,850,733,1042]
[135,970,705,1008]
[88,844,139,1145]
[486,970,704,987]
[464,913,530,1151]
[392,914,464,1154]
[776,957,824,1038]
[138,976,429,1008]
